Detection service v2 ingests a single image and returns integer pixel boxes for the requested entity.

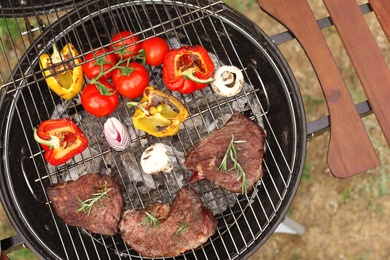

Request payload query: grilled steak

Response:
[119,186,217,257]
[185,113,266,193]
[47,173,123,236]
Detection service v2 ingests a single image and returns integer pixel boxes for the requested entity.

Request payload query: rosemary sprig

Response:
[218,135,248,194]
[76,184,112,216]
[174,221,189,236]
[139,212,160,232]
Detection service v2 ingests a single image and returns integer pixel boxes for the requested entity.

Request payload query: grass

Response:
[0,18,24,50]
[301,164,312,183]
[303,95,325,115]
[8,249,39,260]
[0,207,37,259]
[290,249,301,260]
[223,0,256,11]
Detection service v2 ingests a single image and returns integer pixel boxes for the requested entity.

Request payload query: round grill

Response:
[0,0,306,259]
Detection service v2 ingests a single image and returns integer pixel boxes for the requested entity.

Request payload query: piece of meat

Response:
[119,186,217,257]
[185,113,266,193]
[47,173,123,236]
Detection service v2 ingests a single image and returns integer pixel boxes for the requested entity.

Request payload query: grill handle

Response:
[324,0,390,146]
[0,253,8,260]
[0,235,25,258]
[258,0,380,178]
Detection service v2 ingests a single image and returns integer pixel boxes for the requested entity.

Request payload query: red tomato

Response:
[140,37,169,66]
[81,81,119,117]
[82,48,117,81]
[110,31,141,60]
[112,61,149,99]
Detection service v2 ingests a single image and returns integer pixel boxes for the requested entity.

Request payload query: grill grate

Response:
[0,0,306,259]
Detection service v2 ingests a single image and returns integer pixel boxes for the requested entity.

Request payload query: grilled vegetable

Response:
[211,65,244,97]
[82,47,118,81]
[139,36,170,66]
[103,117,131,151]
[81,81,119,117]
[162,45,214,94]
[110,31,141,60]
[127,86,188,137]
[141,143,174,174]
[33,118,88,166]
[111,61,149,99]
[39,43,83,100]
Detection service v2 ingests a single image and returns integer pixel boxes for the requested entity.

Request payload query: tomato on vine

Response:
[110,31,141,60]
[81,81,119,117]
[82,48,117,81]
[140,36,170,66]
[112,61,149,99]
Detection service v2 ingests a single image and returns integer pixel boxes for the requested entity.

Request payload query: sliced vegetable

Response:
[127,86,188,137]
[33,118,88,166]
[162,45,215,94]
[103,117,131,151]
[112,61,149,99]
[81,81,119,117]
[141,143,174,174]
[39,43,83,100]
[139,36,170,66]
[211,65,244,97]
[110,31,141,60]
[82,48,118,81]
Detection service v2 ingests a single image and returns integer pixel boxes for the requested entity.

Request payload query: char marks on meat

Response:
[47,173,124,236]
[185,113,266,193]
[119,186,217,258]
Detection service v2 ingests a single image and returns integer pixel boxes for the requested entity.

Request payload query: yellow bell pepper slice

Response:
[39,43,83,100]
[128,86,189,137]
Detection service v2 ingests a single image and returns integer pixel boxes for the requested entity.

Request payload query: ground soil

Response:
[243,0,390,259]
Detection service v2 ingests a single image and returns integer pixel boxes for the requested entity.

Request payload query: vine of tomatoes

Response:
[81,32,170,117]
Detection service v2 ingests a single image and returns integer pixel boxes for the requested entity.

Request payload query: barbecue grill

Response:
[1,0,369,259]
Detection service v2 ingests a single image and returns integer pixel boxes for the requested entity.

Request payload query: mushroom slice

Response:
[211,65,244,97]
[141,143,174,175]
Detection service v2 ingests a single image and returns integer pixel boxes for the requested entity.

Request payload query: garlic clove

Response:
[104,117,131,151]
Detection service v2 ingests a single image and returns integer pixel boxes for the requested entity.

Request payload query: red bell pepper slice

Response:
[33,118,88,166]
[162,45,215,94]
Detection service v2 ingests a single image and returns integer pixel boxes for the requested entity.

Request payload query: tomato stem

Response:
[136,49,147,65]
[94,81,117,96]
[89,54,133,85]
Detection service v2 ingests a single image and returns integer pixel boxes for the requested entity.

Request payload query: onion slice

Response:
[103,117,131,151]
